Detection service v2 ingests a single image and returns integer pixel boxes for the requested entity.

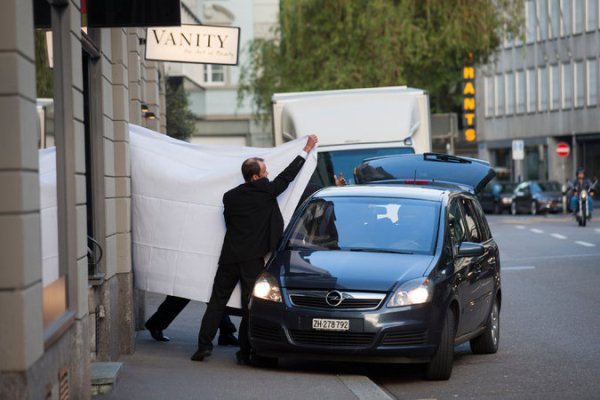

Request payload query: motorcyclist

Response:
[569,167,595,215]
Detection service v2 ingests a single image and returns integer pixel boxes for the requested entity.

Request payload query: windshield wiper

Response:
[343,247,414,255]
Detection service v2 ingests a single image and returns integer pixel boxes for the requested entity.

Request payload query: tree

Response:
[239,0,523,118]
[166,77,196,141]
[35,30,53,98]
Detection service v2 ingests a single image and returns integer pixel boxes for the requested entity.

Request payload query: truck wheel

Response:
[470,298,500,354]
[425,310,455,381]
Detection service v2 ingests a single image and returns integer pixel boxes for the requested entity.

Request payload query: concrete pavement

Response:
[97,292,392,400]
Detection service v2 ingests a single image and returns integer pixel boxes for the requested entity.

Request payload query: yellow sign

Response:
[463,66,476,142]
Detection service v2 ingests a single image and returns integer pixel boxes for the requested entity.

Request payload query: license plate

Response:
[312,318,350,331]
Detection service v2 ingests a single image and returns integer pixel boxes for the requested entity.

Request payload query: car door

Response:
[463,198,498,329]
[447,198,480,337]
[514,182,531,213]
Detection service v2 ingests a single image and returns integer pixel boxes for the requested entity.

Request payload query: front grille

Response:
[381,330,427,346]
[250,323,283,342]
[288,290,385,310]
[289,330,375,347]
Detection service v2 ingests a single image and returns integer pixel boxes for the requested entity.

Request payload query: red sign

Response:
[556,142,570,157]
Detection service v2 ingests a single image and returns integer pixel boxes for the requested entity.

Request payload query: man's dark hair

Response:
[241,157,264,182]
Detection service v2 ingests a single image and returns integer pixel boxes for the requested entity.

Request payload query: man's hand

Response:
[303,135,318,153]
[334,175,346,186]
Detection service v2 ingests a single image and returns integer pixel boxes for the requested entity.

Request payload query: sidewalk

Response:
[97,292,389,400]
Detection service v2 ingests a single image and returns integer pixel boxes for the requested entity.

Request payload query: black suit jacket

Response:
[219,155,306,264]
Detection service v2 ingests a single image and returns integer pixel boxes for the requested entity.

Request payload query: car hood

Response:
[535,191,562,199]
[266,249,434,292]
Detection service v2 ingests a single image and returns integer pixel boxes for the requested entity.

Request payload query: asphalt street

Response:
[100,214,600,400]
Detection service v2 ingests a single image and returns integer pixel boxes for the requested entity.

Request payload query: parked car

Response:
[249,153,501,380]
[478,180,516,214]
[510,180,563,215]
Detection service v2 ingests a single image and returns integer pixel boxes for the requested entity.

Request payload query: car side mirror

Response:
[457,242,484,257]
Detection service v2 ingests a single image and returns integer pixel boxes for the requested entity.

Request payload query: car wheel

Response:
[510,202,518,215]
[470,298,500,354]
[425,309,455,381]
[530,201,538,215]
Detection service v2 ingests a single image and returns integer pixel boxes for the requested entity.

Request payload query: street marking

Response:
[516,225,526,230]
[575,241,596,247]
[504,266,536,271]
[551,233,567,239]
[504,252,600,262]
[337,375,394,400]
[530,228,544,234]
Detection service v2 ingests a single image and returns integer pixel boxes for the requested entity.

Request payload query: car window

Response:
[461,199,482,243]
[447,200,466,247]
[287,196,440,255]
[516,182,528,193]
[470,199,492,241]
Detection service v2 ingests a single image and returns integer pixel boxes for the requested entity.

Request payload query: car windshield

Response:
[531,181,561,193]
[311,147,414,186]
[287,196,440,255]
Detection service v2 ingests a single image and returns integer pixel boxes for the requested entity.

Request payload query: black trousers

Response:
[198,258,264,355]
[145,295,237,335]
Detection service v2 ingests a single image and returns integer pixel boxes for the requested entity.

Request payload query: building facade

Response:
[476,0,600,184]
[0,0,167,397]
[167,0,279,147]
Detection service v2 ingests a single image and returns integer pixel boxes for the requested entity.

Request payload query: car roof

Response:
[313,184,457,202]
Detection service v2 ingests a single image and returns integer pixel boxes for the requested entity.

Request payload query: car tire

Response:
[530,201,537,215]
[510,202,518,215]
[470,298,500,355]
[425,309,455,381]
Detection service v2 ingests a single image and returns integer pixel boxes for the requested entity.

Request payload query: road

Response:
[103,214,600,400]
[371,214,600,399]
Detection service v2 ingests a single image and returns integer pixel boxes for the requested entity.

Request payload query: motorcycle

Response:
[573,179,597,227]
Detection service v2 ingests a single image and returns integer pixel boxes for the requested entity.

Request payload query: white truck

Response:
[272,86,432,186]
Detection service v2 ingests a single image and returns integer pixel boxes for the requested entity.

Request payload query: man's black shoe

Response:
[218,333,240,346]
[236,351,252,366]
[144,323,170,342]
[191,348,212,362]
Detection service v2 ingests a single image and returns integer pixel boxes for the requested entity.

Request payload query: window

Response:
[527,68,538,112]
[574,0,584,33]
[574,60,585,106]
[562,62,573,108]
[539,66,549,111]
[526,0,537,42]
[203,64,225,84]
[551,0,561,38]
[471,200,492,241]
[506,72,515,115]
[461,199,482,243]
[562,0,573,35]
[448,201,466,247]
[495,74,505,116]
[539,0,549,40]
[550,64,560,110]
[516,70,526,113]
[587,0,598,30]
[485,76,495,117]
[587,59,598,105]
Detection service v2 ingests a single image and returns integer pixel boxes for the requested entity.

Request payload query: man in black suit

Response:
[144,295,239,345]
[191,135,318,363]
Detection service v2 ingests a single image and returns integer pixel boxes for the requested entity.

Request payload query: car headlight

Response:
[387,278,432,308]
[501,197,512,204]
[252,272,282,303]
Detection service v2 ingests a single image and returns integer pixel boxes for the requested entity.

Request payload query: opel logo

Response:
[325,290,344,307]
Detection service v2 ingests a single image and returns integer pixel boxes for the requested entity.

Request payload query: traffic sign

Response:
[556,142,570,157]
[512,140,524,160]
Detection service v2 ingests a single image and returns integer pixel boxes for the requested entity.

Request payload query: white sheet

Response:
[129,124,317,308]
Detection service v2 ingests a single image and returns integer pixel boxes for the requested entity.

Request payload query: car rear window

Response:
[287,196,440,255]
